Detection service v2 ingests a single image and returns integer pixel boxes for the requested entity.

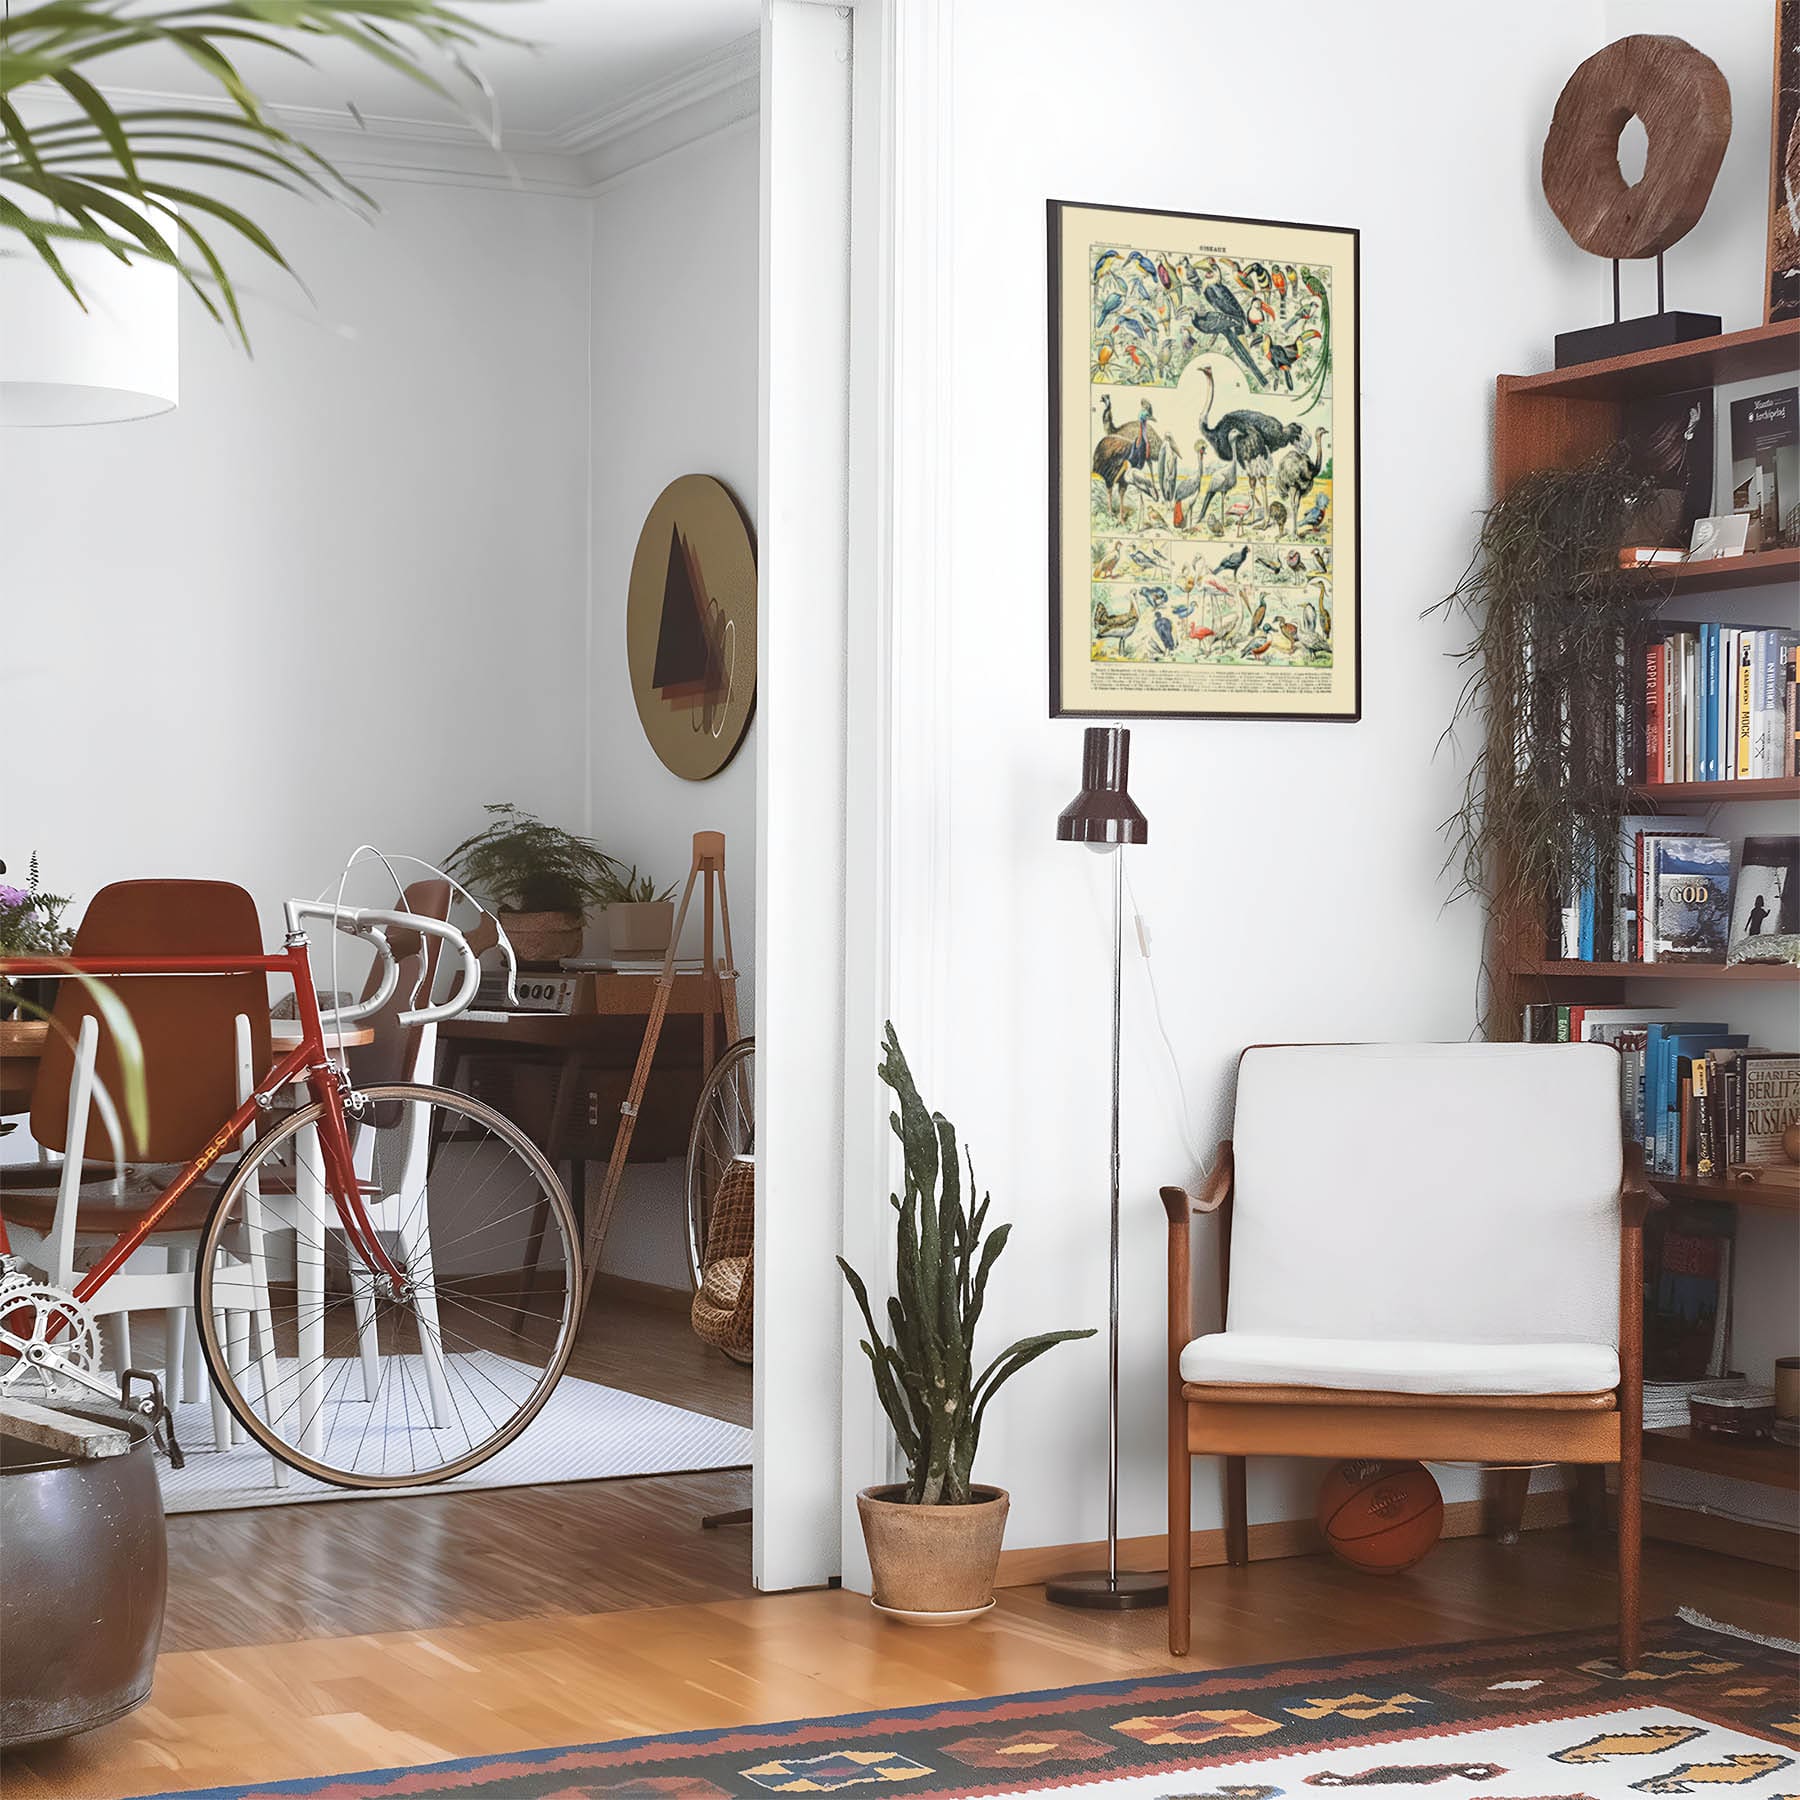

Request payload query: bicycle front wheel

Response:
[195,1082,581,1488]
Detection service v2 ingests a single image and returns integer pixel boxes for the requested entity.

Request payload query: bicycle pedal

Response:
[121,1367,185,1470]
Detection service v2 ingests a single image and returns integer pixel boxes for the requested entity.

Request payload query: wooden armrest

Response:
[1161,1141,1234,1222]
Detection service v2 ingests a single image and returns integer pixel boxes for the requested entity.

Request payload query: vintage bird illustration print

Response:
[1086,235,1338,680]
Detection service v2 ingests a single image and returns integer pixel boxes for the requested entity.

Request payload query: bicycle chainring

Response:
[0,1279,104,1398]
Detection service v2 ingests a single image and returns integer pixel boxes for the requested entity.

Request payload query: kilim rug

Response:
[133,1612,1797,1800]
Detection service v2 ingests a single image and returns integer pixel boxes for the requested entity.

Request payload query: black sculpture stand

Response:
[1553,252,1719,367]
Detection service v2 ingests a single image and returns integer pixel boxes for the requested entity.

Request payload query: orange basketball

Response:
[1315,1460,1443,1574]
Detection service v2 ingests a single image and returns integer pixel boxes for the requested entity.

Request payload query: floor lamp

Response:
[1045,725,1167,1611]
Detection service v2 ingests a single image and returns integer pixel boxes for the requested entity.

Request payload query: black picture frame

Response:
[1048,198,1362,723]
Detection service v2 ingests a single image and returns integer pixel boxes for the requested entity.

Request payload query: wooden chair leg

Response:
[1617,1446,1642,1670]
[1168,1445,1191,1655]
[1570,1464,1608,1541]
[1224,1455,1248,1567]
[1487,1465,1531,1544]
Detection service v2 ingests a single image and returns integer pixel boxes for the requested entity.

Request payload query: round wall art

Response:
[625,474,757,782]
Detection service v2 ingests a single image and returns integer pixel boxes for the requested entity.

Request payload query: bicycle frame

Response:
[0,937,406,1300]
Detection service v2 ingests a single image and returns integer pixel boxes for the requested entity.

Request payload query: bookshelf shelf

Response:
[1512,959,1800,983]
[1648,1174,1800,1215]
[1642,1425,1800,1491]
[1626,546,1800,596]
[1629,776,1800,803]
[1500,320,1800,403]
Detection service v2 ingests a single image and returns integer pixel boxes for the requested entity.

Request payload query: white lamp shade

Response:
[0,217,178,426]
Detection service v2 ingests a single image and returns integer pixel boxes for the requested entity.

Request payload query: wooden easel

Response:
[580,831,740,1312]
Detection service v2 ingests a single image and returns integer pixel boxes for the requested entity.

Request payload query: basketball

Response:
[1315,1460,1443,1574]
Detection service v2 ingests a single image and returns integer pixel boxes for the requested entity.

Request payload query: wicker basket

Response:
[691,1156,754,1363]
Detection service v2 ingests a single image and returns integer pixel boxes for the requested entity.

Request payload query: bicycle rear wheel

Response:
[685,1037,755,1290]
[195,1082,580,1488]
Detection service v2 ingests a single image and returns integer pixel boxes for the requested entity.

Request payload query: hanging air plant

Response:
[1429,446,1666,1027]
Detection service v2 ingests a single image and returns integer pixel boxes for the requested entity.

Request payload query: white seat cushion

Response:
[1180,1332,1619,1397]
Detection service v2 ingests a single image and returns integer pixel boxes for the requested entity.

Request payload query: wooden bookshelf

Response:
[1643,1426,1800,1491]
[1501,318,1800,403]
[1648,1174,1800,1215]
[1628,776,1800,804]
[1625,546,1800,596]
[1491,326,1800,1559]
[1512,959,1800,983]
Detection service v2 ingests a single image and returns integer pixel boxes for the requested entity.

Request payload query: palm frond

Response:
[0,0,522,346]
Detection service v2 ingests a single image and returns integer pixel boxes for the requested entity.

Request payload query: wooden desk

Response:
[437,973,734,1260]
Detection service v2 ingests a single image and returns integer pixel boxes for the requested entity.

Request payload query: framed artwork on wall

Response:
[1047,199,1361,721]
[1769,0,1800,323]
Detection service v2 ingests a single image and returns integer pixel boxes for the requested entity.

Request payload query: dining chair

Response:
[2,879,284,1471]
[1161,1042,1648,1668]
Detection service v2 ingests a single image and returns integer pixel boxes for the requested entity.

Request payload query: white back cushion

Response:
[1227,1044,1622,1348]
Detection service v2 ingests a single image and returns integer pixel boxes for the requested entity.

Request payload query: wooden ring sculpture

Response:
[1541,34,1731,260]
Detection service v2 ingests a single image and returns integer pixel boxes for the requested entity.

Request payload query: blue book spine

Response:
[1643,1025,1666,1168]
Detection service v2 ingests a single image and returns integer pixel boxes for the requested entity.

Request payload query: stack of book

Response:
[1639,624,1799,784]
[1521,1003,1800,1182]
[1549,829,1797,967]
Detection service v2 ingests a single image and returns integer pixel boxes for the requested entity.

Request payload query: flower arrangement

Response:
[0,854,74,1017]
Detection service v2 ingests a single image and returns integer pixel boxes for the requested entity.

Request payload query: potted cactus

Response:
[838,1025,1094,1624]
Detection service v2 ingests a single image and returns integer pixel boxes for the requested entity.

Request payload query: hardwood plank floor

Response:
[7,1532,1795,1800]
[158,1287,755,1653]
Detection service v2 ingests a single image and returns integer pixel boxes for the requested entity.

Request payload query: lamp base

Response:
[1043,1568,1169,1610]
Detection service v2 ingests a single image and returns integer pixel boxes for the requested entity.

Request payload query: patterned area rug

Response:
[132,1614,1797,1800]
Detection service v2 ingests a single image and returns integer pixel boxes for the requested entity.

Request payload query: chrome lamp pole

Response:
[1045,725,1167,1611]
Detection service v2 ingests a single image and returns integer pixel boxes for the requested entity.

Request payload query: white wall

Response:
[585,119,763,1285]
[880,0,1665,1557]
[2,177,592,923]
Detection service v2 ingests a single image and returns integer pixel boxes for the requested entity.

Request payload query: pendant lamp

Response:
[0,215,178,426]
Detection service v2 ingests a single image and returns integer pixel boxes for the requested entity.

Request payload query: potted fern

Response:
[838,1025,1094,1623]
[445,805,618,968]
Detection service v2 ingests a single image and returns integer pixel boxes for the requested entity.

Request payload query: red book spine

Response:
[1644,639,1663,784]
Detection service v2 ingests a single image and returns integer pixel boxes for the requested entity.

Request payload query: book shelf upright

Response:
[1488,319,1800,1528]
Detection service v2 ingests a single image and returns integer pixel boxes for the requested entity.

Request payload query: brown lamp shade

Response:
[1055,725,1148,846]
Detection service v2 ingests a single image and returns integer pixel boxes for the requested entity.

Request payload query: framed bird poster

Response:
[1047,199,1361,721]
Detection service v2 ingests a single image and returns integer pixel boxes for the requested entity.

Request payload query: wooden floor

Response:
[7,1531,1796,1800]
[160,1285,755,1651]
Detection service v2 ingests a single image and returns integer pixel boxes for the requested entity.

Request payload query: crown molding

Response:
[13,32,761,196]
[555,31,759,160]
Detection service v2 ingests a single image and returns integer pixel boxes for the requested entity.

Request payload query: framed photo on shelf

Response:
[1047,199,1360,721]
[1768,0,1800,323]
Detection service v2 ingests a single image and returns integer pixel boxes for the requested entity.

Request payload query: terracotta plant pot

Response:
[856,1484,1008,1623]
[605,900,675,959]
[499,909,585,969]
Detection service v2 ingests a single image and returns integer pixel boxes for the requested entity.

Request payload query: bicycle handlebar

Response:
[282,900,505,1029]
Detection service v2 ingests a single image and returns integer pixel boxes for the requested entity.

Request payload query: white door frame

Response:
[755,0,955,1593]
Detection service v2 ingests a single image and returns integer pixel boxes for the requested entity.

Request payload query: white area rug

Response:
[155,1366,751,1513]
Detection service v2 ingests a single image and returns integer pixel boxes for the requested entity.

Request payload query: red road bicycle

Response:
[0,899,582,1488]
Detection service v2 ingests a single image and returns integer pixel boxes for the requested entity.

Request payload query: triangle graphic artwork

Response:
[652,524,726,709]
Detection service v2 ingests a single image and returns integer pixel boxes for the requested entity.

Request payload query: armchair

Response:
[1162,1042,1648,1667]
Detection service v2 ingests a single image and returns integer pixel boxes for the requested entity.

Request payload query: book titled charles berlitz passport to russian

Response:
[1739,1052,1800,1166]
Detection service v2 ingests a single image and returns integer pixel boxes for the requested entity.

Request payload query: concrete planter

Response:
[499,909,585,968]
[856,1484,1008,1623]
[0,1406,166,1746]
[604,900,675,959]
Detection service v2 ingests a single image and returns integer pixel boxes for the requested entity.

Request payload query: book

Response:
[1750,629,1800,776]
[1739,1052,1800,1166]
[1643,1202,1736,1382]
[1730,387,1798,547]
[1737,635,1754,777]
[1727,835,1799,953]
[1624,387,1715,547]
[1646,836,1732,962]
[1616,814,1703,963]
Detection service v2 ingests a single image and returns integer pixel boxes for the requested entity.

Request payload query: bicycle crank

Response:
[0,1276,113,1405]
